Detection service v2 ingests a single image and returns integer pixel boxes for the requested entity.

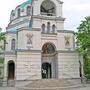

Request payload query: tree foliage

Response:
[0,30,5,65]
[0,33,5,41]
[76,16,90,79]
[0,30,5,52]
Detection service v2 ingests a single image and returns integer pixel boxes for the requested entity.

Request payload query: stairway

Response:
[7,80,15,87]
[20,79,82,90]
[0,78,3,86]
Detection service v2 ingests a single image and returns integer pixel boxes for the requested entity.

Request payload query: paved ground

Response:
[71,85,90,90]
[0,87,17,90]
[0,85,90,90]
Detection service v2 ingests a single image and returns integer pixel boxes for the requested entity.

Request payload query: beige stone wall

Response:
[18,29,41,50]
[16,51,41,80]
[41,34,57,48]
[32,18,64,31]
[58,52,80,79]
[57,32,75,50]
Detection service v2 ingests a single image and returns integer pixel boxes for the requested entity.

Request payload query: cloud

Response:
[63,0,90,31]
[0,0,25,31]
[64,3,90,12]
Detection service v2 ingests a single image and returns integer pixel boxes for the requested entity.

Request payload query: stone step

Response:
[20,85,83,90]
[7,80,15,87]
[20,79,82,90]
[0,78,3,86]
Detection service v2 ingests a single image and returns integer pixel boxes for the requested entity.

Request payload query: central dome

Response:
[10,0,33,21]
[20,0,32,9]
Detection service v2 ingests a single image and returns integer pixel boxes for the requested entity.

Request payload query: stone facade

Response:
[3,0,83,86]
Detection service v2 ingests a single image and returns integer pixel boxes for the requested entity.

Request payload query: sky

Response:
[0,0,90,32]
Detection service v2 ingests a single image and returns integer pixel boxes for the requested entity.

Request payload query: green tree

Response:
[0,28,5,50]
[0,33,5,41]
[0,28,5,41]
[0,28,5,64]
[76,16,90,79]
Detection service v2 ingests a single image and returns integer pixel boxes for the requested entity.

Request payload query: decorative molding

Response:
[4,51,16,55]
[41,32,57,35]
[17,27,41,32]
[64,35,70,47]
[8,15,31,26]
[57,50,78,53]
[26,33,33,49]
[5,31,17,34]
[33,15,65,21]
[41,33,57,38]
[57,30,74,33]
[7,19,30,30]
[16,49,41,53]
[16,49,78,53]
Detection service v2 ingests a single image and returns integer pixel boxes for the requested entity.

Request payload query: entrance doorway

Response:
[8,61,15,80]
[42,63,52,79]
[41,43,57,79]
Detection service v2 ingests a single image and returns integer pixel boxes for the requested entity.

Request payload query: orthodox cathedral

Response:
[2,0,83,86]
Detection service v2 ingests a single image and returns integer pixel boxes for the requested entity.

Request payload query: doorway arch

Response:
[8,61,15,80]
[41,42,57,79]
[42,42,56,54]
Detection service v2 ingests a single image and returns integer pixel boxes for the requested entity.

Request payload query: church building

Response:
[3,0,83,86]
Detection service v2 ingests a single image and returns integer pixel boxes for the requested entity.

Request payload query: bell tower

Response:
[32,0,65,32]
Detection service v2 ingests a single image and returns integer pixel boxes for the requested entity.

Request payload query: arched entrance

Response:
[41,43,57,79]
[8,61,15,80]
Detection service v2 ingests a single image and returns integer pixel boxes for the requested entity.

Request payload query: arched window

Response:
[27,6,31,16]
[10,10,15,21]
[17,8,20,17]
[42,43,56,54]
[52,24,55,33]
[11,39,15,50]
[42,24,45,33]
[40,0,56,16]
[47,22,50,33]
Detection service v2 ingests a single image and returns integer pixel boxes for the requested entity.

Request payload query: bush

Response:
[85,74,90,80]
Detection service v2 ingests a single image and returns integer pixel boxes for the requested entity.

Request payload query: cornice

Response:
[16,49,41,53]
[17,27,41,32]
[57,50,78,53]
[7,19,30,30]
[57,30,74,33]
[5,31,17,34]
[8,15,31,26]
[4,51,16,55]
[33,15,65,21]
